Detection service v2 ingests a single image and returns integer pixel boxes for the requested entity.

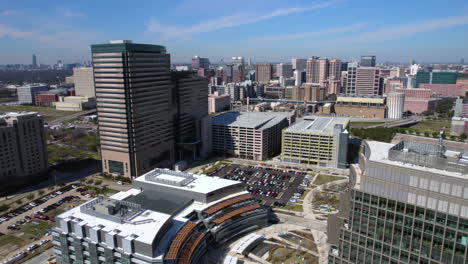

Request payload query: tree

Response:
[16,199,23,205]
[26,193,35,201]
[38,190,45,195]
[0,204,9,212]
[460,133,467,141]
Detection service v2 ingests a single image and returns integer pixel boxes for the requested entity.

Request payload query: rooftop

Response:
[211,111,292,130]
[134,168,241,195]
[285,116,349,134]
[366,140,468,178]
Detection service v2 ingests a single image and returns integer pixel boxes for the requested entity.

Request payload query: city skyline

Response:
[0,0,467,64]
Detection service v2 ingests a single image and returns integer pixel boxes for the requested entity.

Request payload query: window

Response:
[108,160,124,175]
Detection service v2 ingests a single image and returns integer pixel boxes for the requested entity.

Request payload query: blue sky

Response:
[1,0,468,64]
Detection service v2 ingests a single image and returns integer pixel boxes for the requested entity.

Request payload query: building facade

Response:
[53,168,268,264]
[0,112,48,193]
[208,93,230,114]
[306,57,328,85]
[276,63,293,78]
[72,67,95,98]
[281,116,349,168]
[291,58,307,71]
[191,56,210,69]
[328,138,468,264]
[255,63,273,84]
[328,59,342,80]
[360,55,376,67]
[346,63,381,96]
[387,92,405,119]
[17,83,49,105]
[92,40,175,177]
[211,112,293,160]
[334,95,386,118]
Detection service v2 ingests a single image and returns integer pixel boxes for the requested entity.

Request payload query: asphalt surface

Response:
[214,164,308,206]
[22,248,54,264]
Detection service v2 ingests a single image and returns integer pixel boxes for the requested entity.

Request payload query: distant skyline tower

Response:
[461,58,465,65]
[360,55,376,67]
[32,54,37,68]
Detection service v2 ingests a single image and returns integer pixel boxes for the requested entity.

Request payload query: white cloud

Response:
[0,24,35,38]
[346,15,468,43]
[147,1,341,40]
[60,8,86,18]
[252,22,368,41]
[0,10,17,16]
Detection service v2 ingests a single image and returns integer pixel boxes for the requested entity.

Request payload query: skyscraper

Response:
[291,58,307,71]
[306,57,328,85]
[276,63,293,78]
[328,138,468,264]
[232,56,244,66]
[92,40,175,177]
[71,67,95,98]
[0,112,48,193]
[361,55,376,67]
[328,59,342,80]
[32,54,37,68]
[255,63,273,84]
[192,55,210,69]
[346,62,381,95]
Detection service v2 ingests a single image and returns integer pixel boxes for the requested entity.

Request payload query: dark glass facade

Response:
[329,190,468,264]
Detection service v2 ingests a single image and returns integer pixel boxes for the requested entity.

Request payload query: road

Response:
[22,248,54,264]
[366,118,422,128]
[47,109,96,125]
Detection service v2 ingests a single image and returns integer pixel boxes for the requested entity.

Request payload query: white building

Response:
[53,168,267,264]
[387,92,405,119]
[72,67,95,98]
[17,83,49,105]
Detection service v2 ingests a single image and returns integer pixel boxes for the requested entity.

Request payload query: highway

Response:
[46,109,96,125]
[366,118,421,128]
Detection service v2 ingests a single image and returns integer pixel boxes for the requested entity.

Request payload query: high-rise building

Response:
[328,59,342,80]
[281,116,349,168]
[346,63,381,95]
[291,58,307,71]
[276,63,293,78]
[328,138,468,264]
[360,55,376,67]
[306,57,328,84]
[53,168,268,264]
[255,63,273,84]
[304,84,326,101]
[92,40,175,177]
[32,54,37,68]
[17,83,49,105]
[387,92,405,119]
[71,67,95,98]
[172,71,210,160]
[232,56,244,66]
[192,55,210,69]
[294,70,306,86]
[0,112,48,193]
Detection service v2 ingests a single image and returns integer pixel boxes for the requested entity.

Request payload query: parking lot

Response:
[212,164,311,206]
[0,184,94,262]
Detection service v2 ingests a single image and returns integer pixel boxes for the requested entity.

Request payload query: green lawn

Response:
[267,246,318,264]
[313,174,346,185]
[273,203,303,212]
[21,221,52,237]
[0,234,23,248]
[48,144,100,164]
[413,120,451,131]
[0,105,76,121]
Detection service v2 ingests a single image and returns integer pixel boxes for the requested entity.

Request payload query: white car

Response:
[117,181,122,185]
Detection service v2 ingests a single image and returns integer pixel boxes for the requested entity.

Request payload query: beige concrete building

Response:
[346,62,381,95]
[306,57,328,84]
[281,116,349,168]
[334,95,387,118]
[72,67,95,98]
[92,41,175,178]
[304,84,326,101]
[211,112,294,160]
[208,92,230,113]
[55,96,96,111]
[328,59,342,80]
[0,112,48,193]
[255,63,273,84]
